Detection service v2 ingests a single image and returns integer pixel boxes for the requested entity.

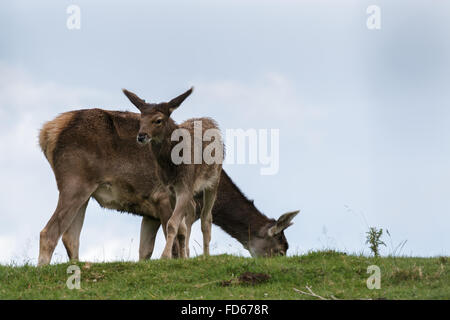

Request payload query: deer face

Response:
[137,110,169,145]
[248,210,299,257]
[122,87,194,145]
[249,231,290,257]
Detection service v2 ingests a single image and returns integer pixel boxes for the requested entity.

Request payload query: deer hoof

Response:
[161,251,172,259]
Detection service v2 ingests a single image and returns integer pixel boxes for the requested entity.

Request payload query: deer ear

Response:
[122,89,148,112]
[166,87,194,115]
[268,210,299,237]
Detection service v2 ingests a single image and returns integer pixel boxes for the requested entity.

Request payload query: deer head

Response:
[248,210,299,257]
[122,88,193,144]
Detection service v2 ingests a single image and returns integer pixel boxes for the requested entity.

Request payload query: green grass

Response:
[0,251,448,299]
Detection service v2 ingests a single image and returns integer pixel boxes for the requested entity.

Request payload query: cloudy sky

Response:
[1,0,449,264]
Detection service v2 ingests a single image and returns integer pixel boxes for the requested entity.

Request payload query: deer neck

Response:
[211,171,273,251]
[149,121,179,180]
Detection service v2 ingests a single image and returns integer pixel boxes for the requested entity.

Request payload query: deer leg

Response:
[160,217,181,258]
[167,192,189,259]
[38,180,97,266]
[177,218,187,259]
[161,191,191,259]
[139,216,161,260]
[161,193,181,258]
[62,200,89,261]
[157,195,180,258]
[184,200,197,258]
[201,186,218,256]
[173,199,196,259]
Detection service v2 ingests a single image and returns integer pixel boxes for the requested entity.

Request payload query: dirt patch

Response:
[221,272,271,286]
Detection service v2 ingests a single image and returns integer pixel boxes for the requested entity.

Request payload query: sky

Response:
[0,0,449,264]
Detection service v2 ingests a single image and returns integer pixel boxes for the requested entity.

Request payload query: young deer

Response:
[123,88,224,259]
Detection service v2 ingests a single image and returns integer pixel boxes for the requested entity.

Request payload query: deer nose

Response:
[137,133,148,143]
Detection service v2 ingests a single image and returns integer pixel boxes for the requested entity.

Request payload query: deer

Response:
[122,88,224,259]
[37,95,299,266]
[186,171,299,257]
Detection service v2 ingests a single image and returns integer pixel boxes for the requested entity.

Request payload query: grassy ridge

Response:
[0,251,448,299]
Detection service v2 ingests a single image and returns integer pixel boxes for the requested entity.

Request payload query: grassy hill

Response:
[0,251,448,299]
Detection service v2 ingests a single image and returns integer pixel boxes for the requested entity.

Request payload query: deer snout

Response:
[137,132,150,144]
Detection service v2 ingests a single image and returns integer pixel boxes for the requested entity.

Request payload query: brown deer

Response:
[37,104,298,266]
[188,171,299,257]
[122,88,224,259]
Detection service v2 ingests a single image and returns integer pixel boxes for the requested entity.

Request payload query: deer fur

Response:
[123,88,224,258]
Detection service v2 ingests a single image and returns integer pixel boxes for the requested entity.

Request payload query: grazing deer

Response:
[38,108,298,266]
[189,171,299,257]
[122,88,224,259]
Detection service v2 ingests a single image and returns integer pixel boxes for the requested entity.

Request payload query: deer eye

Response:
[154,119,162,124]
